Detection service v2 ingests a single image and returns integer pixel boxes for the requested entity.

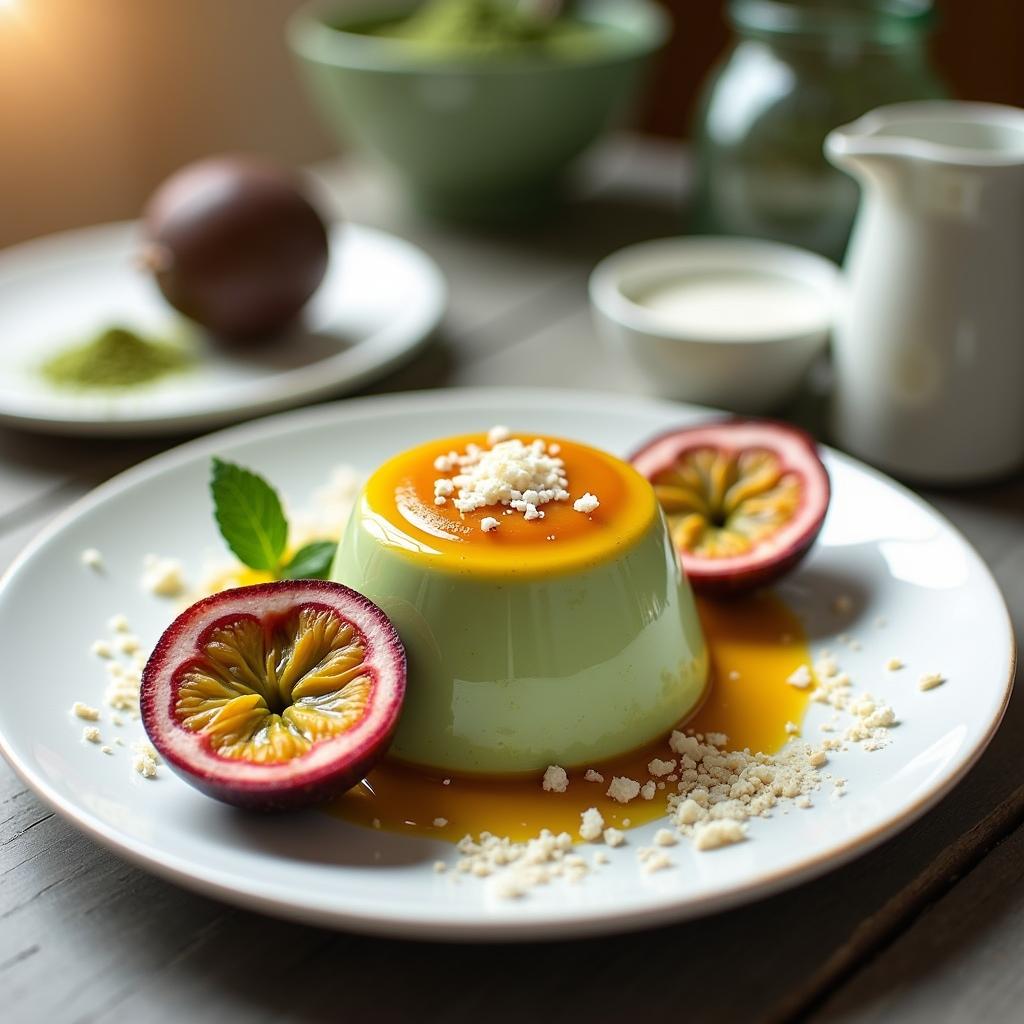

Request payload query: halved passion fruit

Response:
[141,581,406,810]
[631,420,830,596]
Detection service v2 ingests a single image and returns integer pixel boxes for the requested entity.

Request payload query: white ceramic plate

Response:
[0,222,446,437]
[0,389,1014,940]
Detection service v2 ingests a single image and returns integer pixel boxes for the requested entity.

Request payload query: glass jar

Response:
[692,0,947,260]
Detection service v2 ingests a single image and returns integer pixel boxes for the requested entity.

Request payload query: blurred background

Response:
[1,0,1020,249]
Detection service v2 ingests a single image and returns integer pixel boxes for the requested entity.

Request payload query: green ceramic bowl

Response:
[287,0,669,219]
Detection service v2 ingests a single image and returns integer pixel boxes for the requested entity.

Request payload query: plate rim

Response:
[0,221,448,437]
[0,387,1015,940]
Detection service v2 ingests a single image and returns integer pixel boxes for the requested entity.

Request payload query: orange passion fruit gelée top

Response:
[358,432,659,578]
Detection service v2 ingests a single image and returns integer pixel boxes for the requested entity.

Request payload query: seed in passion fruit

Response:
[140,581,406,810]
[631,420,830,596]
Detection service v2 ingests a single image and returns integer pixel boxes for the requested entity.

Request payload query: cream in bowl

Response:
[589,237,840,413]
[331,428,708,774]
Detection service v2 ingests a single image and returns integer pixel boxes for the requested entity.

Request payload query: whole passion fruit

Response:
[631,420,830,596]
[140,580,406,810]
[141,157,330,341]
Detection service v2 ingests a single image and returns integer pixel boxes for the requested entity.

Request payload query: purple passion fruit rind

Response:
[631,419,831,597]
[142,156,330,342]
[140,580,406,811]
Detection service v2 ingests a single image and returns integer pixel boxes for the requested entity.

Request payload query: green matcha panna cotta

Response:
[331,429,709,774]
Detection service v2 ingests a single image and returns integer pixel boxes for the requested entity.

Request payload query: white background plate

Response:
[0,389,1014,940]
[0,222,446,436]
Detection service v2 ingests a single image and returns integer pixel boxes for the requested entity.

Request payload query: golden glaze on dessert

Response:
[360,432,658,577]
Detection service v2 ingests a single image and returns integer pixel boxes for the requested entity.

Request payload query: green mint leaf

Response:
[210,457,288,573]
[280,540,337,581]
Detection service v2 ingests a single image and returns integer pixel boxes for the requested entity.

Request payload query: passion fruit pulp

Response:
[141,581,405,810]
[631,420,830,596]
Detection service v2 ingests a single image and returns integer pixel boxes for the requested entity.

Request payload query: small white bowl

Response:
[589,237,841,414]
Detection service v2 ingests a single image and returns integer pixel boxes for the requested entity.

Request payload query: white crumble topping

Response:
[541,765,569,793]
[72,702,100,721]
[592,850,609,866]
[480,516,500,533]
[108,613,130,633]
[583,768,604,783]
[579,807,605,842]
[433,817,448,828]
[647,758,676,777]
[82,726,101,744]
[816,656,839,679]
[640,780,657,800]
[450,828,583,899]
[653,828,677,847]
[80,548,104,570]
[844,692,897,746]
[91,640,113,659]
[787,665,813,689]
[674,799,703,826]
[606,776,641,804]
[885,657,904,671]
[693,820,747,851]
[572,492,600,514]
[100,745,114,755]
[132,754,158,779]
[437,433,571,521]
[433,861,447,874]
[141,554,186,597]
[637,847,673,873]
[486,425,510,446]
[116,634,141,655]
[919,672,945,691]
[785,721,800,735]
[603,827,625,848]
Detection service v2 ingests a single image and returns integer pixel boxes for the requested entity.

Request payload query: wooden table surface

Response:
[2,138,1023,1024]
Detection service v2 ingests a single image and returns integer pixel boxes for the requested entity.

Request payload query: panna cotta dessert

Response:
[331,428,708,774]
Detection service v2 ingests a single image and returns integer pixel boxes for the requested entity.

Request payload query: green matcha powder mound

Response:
[41,326,193,391]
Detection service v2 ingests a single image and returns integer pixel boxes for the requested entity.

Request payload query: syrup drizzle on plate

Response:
[330,592,811,842]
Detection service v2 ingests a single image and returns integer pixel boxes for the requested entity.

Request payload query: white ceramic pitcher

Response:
[825,101,1024,484]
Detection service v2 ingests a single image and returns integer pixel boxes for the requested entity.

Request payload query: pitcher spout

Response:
[824,115,913,185]
[826,100,1024,183]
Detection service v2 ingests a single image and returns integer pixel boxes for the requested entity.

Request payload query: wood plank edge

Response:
[769,781,1024,1023]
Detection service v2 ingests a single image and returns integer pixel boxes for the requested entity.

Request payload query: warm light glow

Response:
[0,0,21,13]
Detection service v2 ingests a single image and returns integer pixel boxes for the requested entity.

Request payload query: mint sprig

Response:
[209,458,339,580]
[210,458,289,573]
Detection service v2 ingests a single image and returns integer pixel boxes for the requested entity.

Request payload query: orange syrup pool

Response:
[328,591,811,842]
